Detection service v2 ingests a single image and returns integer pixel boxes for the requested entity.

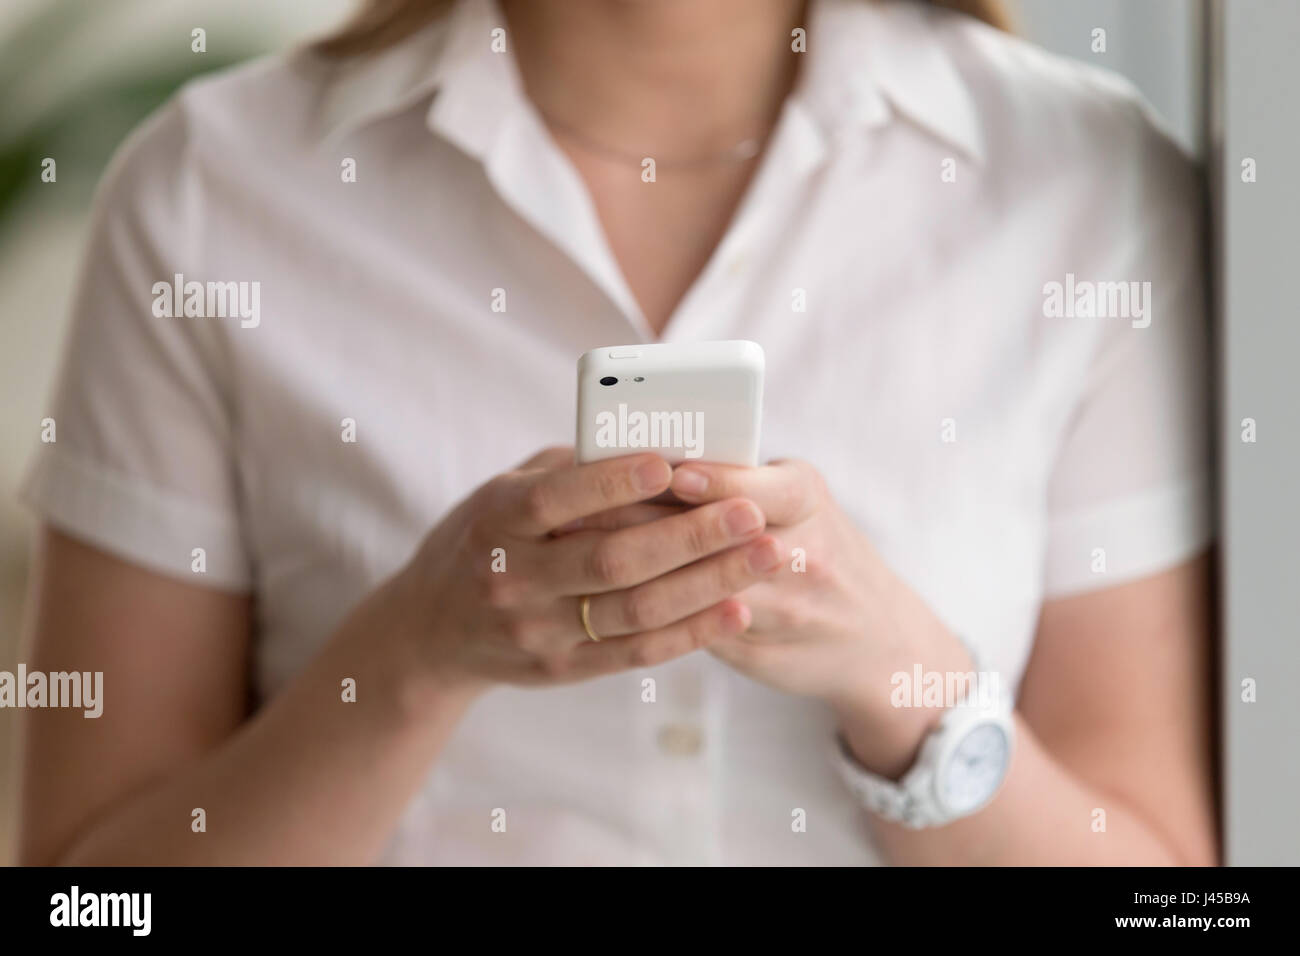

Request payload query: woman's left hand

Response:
[669,458,975,778]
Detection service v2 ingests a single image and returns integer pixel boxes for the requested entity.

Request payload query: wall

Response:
[1212,0,1300,866]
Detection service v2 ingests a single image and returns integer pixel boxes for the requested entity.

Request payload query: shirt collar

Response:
[798,0,986,163]
[315,0,517,152]
[314,0,985,164]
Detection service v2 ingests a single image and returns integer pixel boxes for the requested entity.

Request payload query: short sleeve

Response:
[18,98,252,591]
[1042,110,1214,598]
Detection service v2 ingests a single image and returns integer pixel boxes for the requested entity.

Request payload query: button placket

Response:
[638,656,717,864]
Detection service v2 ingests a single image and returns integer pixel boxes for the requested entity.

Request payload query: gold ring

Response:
[579,595,601,642]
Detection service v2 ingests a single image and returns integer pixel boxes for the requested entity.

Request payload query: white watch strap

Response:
[832,637,1006,829]
[834,733,941,828]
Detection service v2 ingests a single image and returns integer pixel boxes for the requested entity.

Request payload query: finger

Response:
[504,453,673,536]
[567,599,752,679]
[706,636,765,673]
[552,502,688,535]
[729,592,795,639]
[542,497,766,594]
[515,445,575,471]
[734,581,783,630]
[587,535,782,637]
[711,575,805,638]
[669,458,821,526]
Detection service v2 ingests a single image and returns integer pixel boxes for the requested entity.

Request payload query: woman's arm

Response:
[664,460,1218,866]
[19,449,780,865]
[868,552,1218,866]
[17,527,475,865]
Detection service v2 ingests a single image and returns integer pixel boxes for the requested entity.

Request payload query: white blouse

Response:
[21,0,1212,865]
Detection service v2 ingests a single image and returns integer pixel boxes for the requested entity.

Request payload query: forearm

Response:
[866,713,1197,866]
[833,612,1204,866]
[55,577,476,865]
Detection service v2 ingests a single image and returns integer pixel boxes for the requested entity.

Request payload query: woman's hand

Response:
[669,459,974,778]
[386,446,785,701]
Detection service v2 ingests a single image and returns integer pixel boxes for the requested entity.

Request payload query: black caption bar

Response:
[0,865,1279,943]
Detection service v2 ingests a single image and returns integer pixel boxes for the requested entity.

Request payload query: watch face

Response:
[939,722,1010,815]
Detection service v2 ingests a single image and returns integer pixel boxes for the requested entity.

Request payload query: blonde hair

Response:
[313,0,1010,58]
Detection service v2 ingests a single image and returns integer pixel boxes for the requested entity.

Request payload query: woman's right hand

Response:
[383,446,783,698]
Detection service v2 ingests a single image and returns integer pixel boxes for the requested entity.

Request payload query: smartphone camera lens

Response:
[600,376,618,386]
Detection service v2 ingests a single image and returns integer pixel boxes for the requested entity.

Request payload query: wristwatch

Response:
[832,674,1015,829]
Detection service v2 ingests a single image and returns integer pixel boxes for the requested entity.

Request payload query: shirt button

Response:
[656,722,704,756]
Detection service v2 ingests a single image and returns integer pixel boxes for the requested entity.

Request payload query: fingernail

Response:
[673,468,708,496]
[747,539,782,573]
[635,459,670,493]
[724,602,752,634]
[726,502,764,537]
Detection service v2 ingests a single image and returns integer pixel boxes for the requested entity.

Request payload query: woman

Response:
[17,0,1216,865]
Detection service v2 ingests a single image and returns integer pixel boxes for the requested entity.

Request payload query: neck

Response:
[500,0,806,156]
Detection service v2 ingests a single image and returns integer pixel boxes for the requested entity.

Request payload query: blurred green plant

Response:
[0,0,252,232]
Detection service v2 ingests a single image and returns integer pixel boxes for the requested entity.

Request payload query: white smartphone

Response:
[575,340,764,466]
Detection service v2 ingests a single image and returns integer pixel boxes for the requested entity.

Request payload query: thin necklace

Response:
[537,108,769,170]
